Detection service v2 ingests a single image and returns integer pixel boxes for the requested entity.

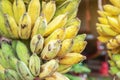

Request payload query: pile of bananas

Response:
[97,0,120,78]
[0,0,87,80]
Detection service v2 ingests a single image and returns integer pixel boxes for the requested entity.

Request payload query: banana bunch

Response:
[97,0,120,78]
[0,0,87,80]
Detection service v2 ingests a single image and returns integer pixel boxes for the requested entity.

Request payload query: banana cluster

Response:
[0,0,87,80]
[97,0,120,78]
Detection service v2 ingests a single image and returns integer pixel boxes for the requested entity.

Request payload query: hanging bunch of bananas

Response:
[0,0,87,80]
[97,0,120,78]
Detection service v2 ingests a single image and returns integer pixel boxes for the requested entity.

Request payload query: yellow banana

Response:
[4,14,19,39]
[117,15,120,25]
[44,13,67,37]
[30,34,44,54]
[42,1,56,23]
[98,17,108,24]
[103,4,120,15]
[45,28,65,46]
[0,0,14,17]
[13,0,26,24]
[28,0,40,27]
[68,8,78,21]
[115,35,120,43]
[97,10,112,17]
[110,0,120,8]
[97,36,112,43]
[57,64,71,73]
[59,53,86,65]
[39,59,59,79]
[57,39,73,58]
[31,16,47,37]
[19,13,31,39]
[45,72,70,80]
[41,40,62,60]
[108,60,116,67]
[42,1,47,11]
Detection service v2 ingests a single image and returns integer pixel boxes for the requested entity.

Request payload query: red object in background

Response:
[99,62,108,76]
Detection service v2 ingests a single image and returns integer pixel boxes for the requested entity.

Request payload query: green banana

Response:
[41,39,62,60]
[31,16,47,37]
[16,61,34,80]
[19,13,31,39]
[13,0,26,24]
[16,41,30,65]
[39,59,59,79]
[109,66,119,75]
[30,34,44,54]
[5,69,21,80]
[0,70,5,80]
[57,64,71,73]
[29,54,41,76]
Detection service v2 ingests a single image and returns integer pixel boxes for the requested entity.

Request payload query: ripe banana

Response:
[57,64,71,73]
[31,16,47,37]
[98,17,108,24]
[44,13,67,37]
[16,41,30,65]
[97,36,112,43]
[16,61,34,80]
[5,69,21,80]
[29,54,41,76]
[30,34,44,54]
[19,13,31,39]
[39,59,59,79]
[59,53,86,65]
[97,10,112,17]
[41,39,62,60]
[42,1,56,23]
[13,0,26,24]
[28,0,40,27]
[110,0,120,8]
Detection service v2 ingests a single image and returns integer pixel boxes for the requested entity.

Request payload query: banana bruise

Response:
[16,61,34,80]
[16,41,30,65]
[5,69,21,80]
[13,0,26,24]
[29,54,41,76]
[39,59,59,79]
[41,39,62,60]
[28,0,40,27]
[19,13,31,39]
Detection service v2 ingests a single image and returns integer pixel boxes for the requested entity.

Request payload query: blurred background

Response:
[65,0,113,80]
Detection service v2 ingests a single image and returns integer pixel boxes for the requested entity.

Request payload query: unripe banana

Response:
[57,39,73,58]
[16,61,34,80]
[0,0,14,17]
[45,28,65,45]
[44,13,67,37]
[5,69,21,80]
[16,41,30,65]
[57,64,71,73]
[108,60,116,67]
[116,60,120,68]
[42,1,56,23]
[39,59,59,79]
[0,70,5,80]
[109,66,119,75]
[29,54,41,76]
[13,0,26,24]
[112,54,120,61]
[30,34,44,54]
[45,72,70,80]
[4,14,19,39]
[31,16,47,37]
[59,53,86,65]
[19,13,31,39]
[60,67,72,74]
[110,0,120,8]
[28,0,40,27]
[41,40,62,60]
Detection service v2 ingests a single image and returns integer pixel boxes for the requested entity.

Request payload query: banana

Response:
[97,10,112,17]
[110,0,120,8]
[16,61,34,80]
[98,17,108,24]
[45,28,65,45]
[29,54,41,76]
[59,53,86,65]
[57,39,73,58]
[97,36,112,43]
[4,69,21,80]
[13,0,26,24]
[19,13,31,39]
[0,70,5,80]
[31,16,47,37]
[39,59,59,79]
[68,8,78,21]
[28,0,40,27]
[16,41,30,65]
[103,4,120,15]
[109,66,119,75]
[60,67,72,74]
[42,1,47,11]
[30,34,44,54]
[41,40,62,60]
[116,60,120,68]
[4,14,19,39]
[0,0,14,17]
[44,13,67,37]
[42,0,56,23]
[57,64,71,73]
[112,54,120,61]
[45,72,70,80]
[108,60,116,66]
[115,35,120,43]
